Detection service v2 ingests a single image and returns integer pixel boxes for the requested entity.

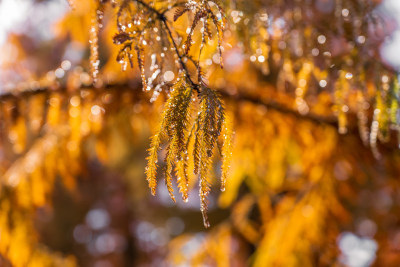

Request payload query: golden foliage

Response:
[0,87,156,265]
[167,102,346,266]
[3,0,400,266]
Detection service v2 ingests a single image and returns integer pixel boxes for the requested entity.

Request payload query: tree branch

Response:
[0,83,339,127]
[219,91,338,127]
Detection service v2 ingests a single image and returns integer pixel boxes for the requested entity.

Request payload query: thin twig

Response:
[134,0,201,93]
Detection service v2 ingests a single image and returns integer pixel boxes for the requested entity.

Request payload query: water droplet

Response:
[163,71,175,82]
[357,35,366,44]
[319,80,327,87]
[317,35,326,44]
[345,73,353,80]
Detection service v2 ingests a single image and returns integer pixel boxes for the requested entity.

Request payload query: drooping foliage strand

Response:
[195,86,225,227]
[220,109,233,192]
[146,76,193,201]
[145,76,228,227]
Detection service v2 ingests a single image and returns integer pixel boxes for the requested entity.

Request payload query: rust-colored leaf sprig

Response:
[174,0,226,68]
[145,74,231,228]
[146,76,193,202]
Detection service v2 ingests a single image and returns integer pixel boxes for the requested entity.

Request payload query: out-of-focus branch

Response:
[0,83,339,127]
[219,90,339,127]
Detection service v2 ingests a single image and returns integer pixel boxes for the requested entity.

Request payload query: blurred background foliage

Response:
[1,0,400,266]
